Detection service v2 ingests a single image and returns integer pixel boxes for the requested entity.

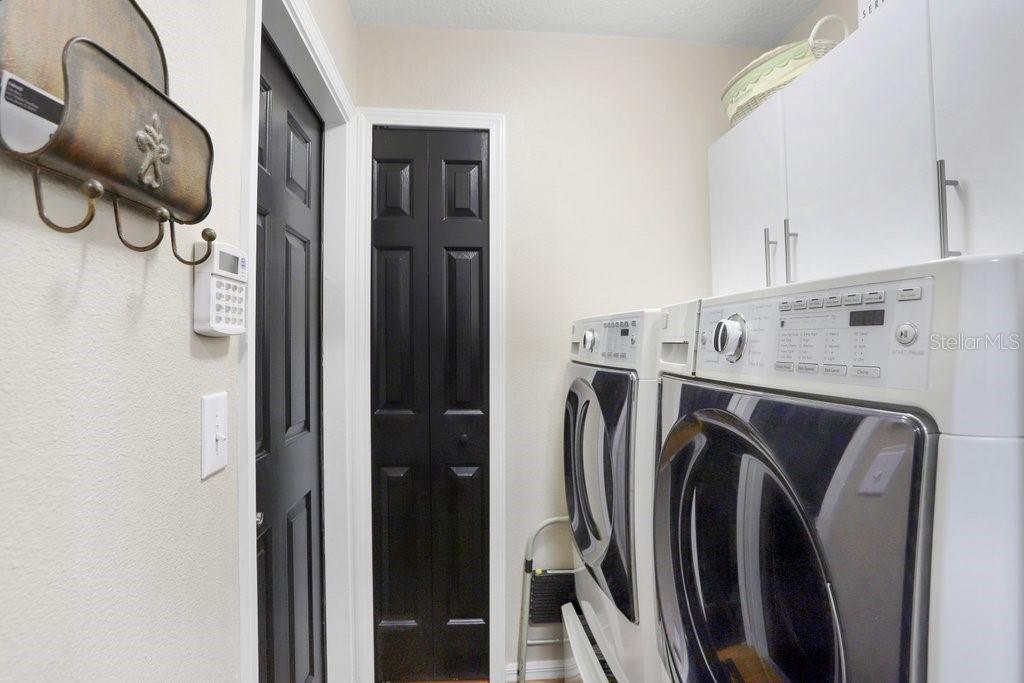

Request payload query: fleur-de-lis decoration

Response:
[136,113,171,190]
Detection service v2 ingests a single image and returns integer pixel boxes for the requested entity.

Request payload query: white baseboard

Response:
[505,658,567,681]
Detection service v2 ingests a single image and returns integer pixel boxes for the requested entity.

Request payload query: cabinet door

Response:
[931,0,1024,255]
[783,0,940,283]
[709,95,788,296]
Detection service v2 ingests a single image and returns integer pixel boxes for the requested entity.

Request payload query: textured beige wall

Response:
[307,0,361,96]
[356,24,757,666]
[0,0,247,679]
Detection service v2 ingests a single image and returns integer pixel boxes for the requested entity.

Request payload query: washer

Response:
[564,310,668,682]
[654,255,1024,682]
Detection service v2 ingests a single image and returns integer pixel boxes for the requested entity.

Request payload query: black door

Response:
[255,36,324,683]
[371,127,490,680]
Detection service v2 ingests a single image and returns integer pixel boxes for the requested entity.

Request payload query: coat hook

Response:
[169,217,216,266]
[113,198,165,252]
[33,167,104,234]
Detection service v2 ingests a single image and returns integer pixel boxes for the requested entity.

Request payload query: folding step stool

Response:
[515,516,576,683]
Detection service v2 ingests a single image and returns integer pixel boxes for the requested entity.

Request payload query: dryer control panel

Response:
[574,314,643,364]
[697,277,934,390]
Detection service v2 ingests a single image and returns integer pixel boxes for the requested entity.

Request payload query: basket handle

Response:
[809,14,850,44]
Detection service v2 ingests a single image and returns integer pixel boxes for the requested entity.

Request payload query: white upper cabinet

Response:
[782,0,940,283]
[930,0,1024,256]
[708,95,788,296]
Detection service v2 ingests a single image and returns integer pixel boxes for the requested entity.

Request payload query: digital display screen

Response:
[620,328,630,337]
[219,252,240,274]
[850,309,885,327]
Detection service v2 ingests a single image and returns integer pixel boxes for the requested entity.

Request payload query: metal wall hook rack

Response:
[0,0,217,268]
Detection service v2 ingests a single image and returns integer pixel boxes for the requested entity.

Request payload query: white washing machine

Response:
[563,310,669,682]
[654,255,1024,682]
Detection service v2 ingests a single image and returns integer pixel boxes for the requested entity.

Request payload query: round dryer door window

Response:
[654,408,845,683]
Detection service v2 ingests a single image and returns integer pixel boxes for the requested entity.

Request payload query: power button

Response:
[896,322,919,346]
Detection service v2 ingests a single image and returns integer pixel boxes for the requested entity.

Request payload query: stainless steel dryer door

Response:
[564,364,638,623]
[654,377,932,683]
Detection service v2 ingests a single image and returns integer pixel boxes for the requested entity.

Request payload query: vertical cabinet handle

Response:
[783,219,798,284]
[763,228,778,287]
[937,160,962,258]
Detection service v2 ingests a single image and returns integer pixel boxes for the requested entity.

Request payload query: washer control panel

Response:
[573,315,643,364]
[697,277,933,389]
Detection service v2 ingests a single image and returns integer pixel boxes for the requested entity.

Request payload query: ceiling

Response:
[348,0,826,48]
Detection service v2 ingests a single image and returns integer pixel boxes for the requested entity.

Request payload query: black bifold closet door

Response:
[370,126,490,681]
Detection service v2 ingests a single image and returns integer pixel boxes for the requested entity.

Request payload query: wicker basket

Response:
[722,14,849,126]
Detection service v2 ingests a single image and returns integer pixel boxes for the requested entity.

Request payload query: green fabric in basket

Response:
[722,40,812,107]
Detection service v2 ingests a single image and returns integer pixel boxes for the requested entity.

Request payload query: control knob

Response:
[713,314,746,363]
[583,329,597,351]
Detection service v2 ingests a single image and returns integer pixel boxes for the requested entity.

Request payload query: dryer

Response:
[654,255,1024,682]
[564,310,668,682]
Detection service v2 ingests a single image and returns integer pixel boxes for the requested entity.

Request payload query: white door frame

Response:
[351,108,508,682]
[240,0,358,680]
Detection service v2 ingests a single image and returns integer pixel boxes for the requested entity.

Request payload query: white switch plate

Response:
[201,392,228,480]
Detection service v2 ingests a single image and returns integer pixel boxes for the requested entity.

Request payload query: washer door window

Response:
[655,409,843,682]
[564,367,637,623]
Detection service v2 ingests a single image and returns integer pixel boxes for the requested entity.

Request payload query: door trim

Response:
[356,108,508,682]
[241,1,357,681]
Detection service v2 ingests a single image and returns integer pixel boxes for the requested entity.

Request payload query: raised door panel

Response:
[373,248,415,411]
[930,0,1024,255]
[709,95,788,295]
[257,530,274,683]
[284,228,310,439]
[287,494,315,683]
[444,249,484,410]
[783,0,939,283]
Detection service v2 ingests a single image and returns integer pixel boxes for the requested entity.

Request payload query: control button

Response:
[630,337,637,346]
[896,322,919,346]
[216,315,223,323]
[897,286,923,301]
[852,366,882,379]
[792,299,808,310]
[822,364,848,377]
[797,363,819,375]
[825,295,842,307]
[216,281,223,289]
[844,293,863,306]
[808,297,824,309]
[864,291,886,304]
[779,302,792,312]
[775,361,795,372]
[216,293,223,301]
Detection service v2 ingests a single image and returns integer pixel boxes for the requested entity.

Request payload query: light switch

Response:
[201,392,228,480]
